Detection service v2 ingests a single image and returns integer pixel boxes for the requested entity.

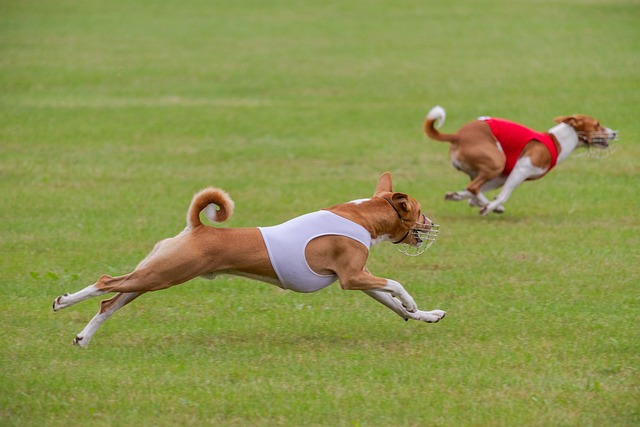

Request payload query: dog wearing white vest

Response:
[53,172,444,347]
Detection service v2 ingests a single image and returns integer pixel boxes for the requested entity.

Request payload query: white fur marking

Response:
[349,198,370,205]
[371,234,392,245]
[53,284,105,311]
[203,203,219,222]
[549,123,579,163]
[482,156,546,215]
[380,279,417,312]
[364,289,446,323]
[427,105,446,128]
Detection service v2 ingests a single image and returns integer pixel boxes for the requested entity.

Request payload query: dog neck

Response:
[548,123,580,164]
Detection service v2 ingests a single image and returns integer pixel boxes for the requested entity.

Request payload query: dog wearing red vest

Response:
[424,106,617,215]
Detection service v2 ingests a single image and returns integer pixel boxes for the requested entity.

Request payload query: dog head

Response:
[554,114,618,150]
[373,172,439,256]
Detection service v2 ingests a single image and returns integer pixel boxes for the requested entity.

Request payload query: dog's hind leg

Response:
[53,272,142,311]
[446,178,500,209]
[73,292,144,348]
[445,189,494,211]
[444,189,474,202]
[463,170,506,213]
[472,176,507,212]
[53,276,112,311]
[53,264,173,312]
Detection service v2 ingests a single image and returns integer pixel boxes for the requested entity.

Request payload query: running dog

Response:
[424,106,617,215]
[53,172,445,347]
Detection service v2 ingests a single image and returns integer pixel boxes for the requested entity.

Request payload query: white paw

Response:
[417,310,446,323]
[402,301,417,313]
[480,203,497,216]
[398,295,417,313]
[52,294,70,311]
[407,304,418,313]
[445,192,463,201]
[73,335,89,348]
[481,201,503,216]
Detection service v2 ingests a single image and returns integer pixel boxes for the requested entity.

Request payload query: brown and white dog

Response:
[424,106,617,215]
[53,172,445,347]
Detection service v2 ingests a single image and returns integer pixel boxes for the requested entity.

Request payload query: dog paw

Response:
[445,192,463,201]
[420,310,446,323]
[480,206,505,215]
[402,301,418,313]
[391,289,417,313]
[481,201,505,216]
[52,294,69,311]
[73,335,89,348]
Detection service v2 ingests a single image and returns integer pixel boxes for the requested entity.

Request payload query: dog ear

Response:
[391,192,411,213]
[554,115,579,127]
[374,172,393,196]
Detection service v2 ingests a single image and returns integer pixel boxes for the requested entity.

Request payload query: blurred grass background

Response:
[1,0,638,425]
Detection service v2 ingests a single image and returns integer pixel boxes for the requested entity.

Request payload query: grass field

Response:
[1,0,639,425]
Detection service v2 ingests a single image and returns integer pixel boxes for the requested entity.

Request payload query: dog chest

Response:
[258,211,371,293]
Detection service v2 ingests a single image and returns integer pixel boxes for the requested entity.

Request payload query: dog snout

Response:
[607,128,618,140]
[425,218,436,233]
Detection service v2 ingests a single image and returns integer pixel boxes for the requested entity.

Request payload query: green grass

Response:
[1,0,639,425]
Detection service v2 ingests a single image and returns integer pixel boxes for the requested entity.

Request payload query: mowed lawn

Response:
[1,0,638,425]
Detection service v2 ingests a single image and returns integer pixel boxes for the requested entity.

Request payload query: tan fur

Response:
[424,109,612,215]
[92,175,422,297]
[187,188,234,228]
[54,173,444,347]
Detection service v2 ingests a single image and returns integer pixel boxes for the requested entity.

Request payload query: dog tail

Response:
[424,105,458,143]
[186,187,235,229]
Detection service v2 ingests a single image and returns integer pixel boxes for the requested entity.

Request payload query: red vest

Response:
[482,118,558,176]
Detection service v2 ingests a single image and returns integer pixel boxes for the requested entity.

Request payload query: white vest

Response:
[258,210,371,293]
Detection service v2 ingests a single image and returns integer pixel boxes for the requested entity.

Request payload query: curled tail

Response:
[187,187,235,229]
[424,105,458,143]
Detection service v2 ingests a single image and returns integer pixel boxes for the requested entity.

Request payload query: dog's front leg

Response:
[364,289,446,323]
[480,157,545,215]
[375,279,418,313]
[356,272,446,323]
[363,289,410,320]
[325,239,446,323]
[331,246,444,322]
[342,266,434,313]
[340,268,418,312]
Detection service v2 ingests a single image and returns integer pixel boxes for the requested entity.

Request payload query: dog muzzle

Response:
[396,214,440,257]
[578,128,619,159]
[383,197,439,256]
